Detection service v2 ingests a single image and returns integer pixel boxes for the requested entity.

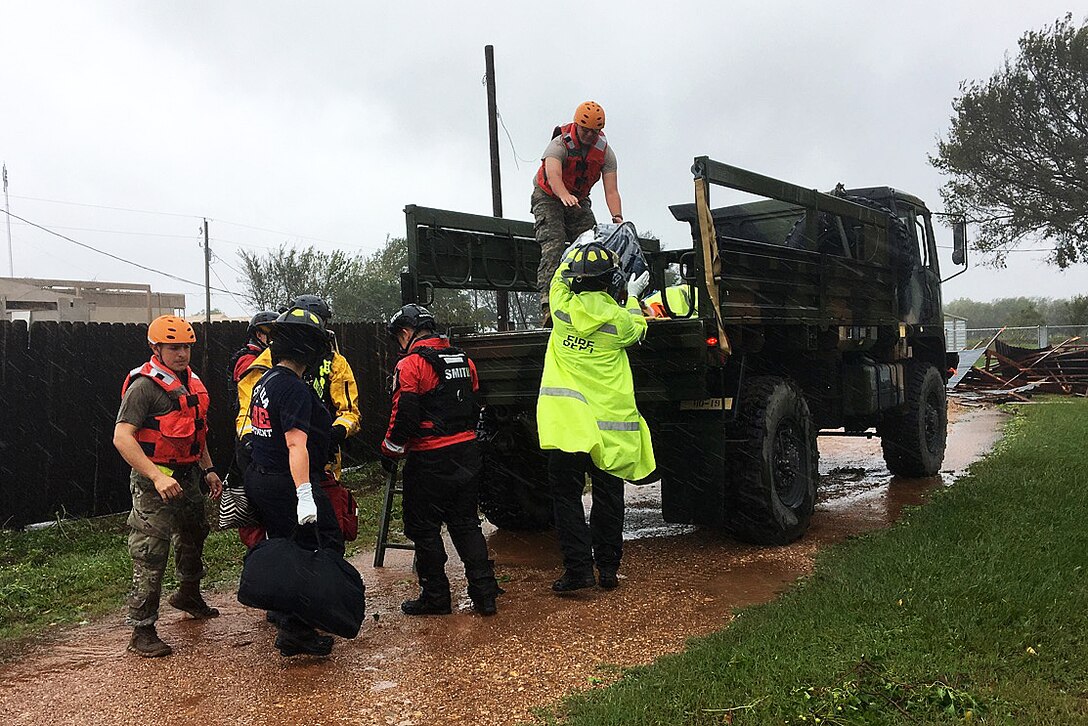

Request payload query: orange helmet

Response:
[574,100,605,130]
[148,315,196,345]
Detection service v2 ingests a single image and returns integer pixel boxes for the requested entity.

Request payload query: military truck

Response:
[400,157,965,545]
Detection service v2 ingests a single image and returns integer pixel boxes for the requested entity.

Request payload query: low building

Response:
[0,277,184,324]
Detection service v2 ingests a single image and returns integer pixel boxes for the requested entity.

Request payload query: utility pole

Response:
[203,218,211,374]
[484,45,510,331]
[3,163,12,276]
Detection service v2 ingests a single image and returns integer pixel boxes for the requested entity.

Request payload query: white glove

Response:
[627,270,650,300]
[295,482,318,526]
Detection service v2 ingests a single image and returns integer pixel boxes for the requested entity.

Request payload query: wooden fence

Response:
[0,319,395,528]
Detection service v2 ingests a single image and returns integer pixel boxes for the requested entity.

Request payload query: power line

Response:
[211,236,278,251]
[0,208,242,295]
[9,220,201,240]
[211,218,348,247]
[496,109,537,169]
[10,193,351,248]
[9,193,201,220]
[213,251,246,277]
[210,264,248,311]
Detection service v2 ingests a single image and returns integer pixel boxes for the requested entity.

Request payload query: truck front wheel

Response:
[725,376,818,545]
[877,364,947,477]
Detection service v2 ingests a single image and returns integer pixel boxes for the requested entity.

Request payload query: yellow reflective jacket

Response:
[235,347,361,476]
[643,285,695,317]
[536,259,655,481]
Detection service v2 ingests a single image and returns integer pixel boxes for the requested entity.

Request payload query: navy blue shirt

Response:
[249,366,332,476]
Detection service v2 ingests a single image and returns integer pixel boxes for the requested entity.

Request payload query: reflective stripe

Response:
[597,420,640,431]
[556,308,619,335]
[539,386,588,404]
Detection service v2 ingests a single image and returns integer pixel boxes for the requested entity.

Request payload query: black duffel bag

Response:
[237,533,366,639]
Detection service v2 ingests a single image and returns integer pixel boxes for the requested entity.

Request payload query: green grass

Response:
[547,399,1088,725]
[0,462,397,645]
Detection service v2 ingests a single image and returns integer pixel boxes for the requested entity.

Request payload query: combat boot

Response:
[552,571,596,593]
[400,594,452,616]
[275,628,333,657]
[128,625,172,658]
[472,597,498,616]
[169,581,220,619]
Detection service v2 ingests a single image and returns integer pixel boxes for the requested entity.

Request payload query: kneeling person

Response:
[382,304,500,616]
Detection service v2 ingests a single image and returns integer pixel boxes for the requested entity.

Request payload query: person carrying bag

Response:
[238,307,365,656]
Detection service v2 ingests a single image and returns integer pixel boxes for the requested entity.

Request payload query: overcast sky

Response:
[2,1,1084,318]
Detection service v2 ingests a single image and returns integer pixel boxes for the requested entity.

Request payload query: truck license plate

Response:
[679,397,732,411]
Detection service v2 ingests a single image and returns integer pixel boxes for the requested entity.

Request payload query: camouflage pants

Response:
[532,186,597,310]
[126,467,210,626]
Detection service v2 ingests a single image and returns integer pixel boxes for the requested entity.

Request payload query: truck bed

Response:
[456,318,713,406]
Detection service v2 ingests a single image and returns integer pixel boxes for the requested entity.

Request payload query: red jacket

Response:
[382,336,479,455]
[231,343,263,383]
[121,357,209,465]
[535,122,609,201]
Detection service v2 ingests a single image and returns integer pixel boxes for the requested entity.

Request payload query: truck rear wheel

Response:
[479,450,554,531]
[725,376,818,545]
[878,364,947,477]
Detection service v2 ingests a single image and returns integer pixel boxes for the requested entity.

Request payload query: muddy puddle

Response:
[0,405,1005,726]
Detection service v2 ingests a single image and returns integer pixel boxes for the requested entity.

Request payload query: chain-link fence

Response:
[962,325,1088,350]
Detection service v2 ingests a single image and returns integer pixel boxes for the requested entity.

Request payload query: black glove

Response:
[379,455,397,473]
[331,424,348,445]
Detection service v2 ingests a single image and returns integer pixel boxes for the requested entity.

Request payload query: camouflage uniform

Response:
[532,186,596,312]
[126,466,210,626]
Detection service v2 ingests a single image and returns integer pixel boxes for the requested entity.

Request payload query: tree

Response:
[237,244,363,311]
[930,14,1088,268]
[238,237,514,327]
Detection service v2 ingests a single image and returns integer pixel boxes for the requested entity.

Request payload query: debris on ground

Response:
[952,337,1088,402]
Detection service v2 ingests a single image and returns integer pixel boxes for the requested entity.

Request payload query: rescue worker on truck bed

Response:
[113,315,222,658]
[533,100,623,326]
[537,241,655,593]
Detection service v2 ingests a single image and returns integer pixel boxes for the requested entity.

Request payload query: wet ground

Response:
[0,404,1005,726]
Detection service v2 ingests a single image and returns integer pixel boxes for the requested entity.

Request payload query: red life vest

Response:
[120,357,210,465]
[535,123,608,201]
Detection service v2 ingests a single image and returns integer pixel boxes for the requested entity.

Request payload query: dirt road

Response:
[0,405,1004,726]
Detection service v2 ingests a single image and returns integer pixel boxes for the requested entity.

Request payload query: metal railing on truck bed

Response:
[456,318,712,406]
[673,158,901,330]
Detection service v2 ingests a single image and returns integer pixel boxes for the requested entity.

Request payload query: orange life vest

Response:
[120,357,210,465]
[535,123,608,201]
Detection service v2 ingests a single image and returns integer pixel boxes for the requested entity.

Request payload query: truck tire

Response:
[878,364,947,477]
[725,376,818,545]
[479,451,554,531]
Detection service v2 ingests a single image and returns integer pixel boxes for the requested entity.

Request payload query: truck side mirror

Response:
[952,221,968,266]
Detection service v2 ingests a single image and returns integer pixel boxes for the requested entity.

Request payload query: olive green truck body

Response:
[401,157,962,543]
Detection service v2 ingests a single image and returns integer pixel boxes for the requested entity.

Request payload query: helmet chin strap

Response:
[398,327,435,355]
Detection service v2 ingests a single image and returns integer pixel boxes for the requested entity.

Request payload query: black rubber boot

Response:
[169,581,219,619]
[275,627,333,657]
[552,571,597,593]
[128,625,172,658]
[598,571,619,590]
[400,593,452,616]
[472,597,498,616]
